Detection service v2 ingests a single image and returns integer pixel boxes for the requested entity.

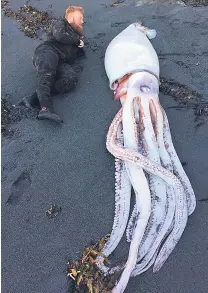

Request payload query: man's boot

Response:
[37,104,63,124]
[37,72,63,124]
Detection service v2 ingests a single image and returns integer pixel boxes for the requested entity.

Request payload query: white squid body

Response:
[96,23,196,293]
[105,22,159,91]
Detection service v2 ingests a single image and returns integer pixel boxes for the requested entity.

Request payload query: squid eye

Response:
[114,80,119,89]
[140,85,150,92]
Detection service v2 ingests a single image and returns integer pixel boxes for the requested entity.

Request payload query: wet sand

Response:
[1,1,208,293]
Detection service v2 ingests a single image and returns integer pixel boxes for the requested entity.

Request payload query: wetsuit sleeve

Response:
[52,20,80,45]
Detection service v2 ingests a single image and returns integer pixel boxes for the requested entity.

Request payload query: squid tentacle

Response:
[126,97,145,244]
[161,108,196,216]
[136,98,168,262]
[152,111,189,272]
[96,125,132,274]
[112,91,151,293]
[132,100,176,276]
[132,219,175,277]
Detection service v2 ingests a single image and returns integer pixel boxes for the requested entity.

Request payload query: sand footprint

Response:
[6,170,32,205]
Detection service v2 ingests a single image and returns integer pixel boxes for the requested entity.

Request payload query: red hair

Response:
[65,6,84,18]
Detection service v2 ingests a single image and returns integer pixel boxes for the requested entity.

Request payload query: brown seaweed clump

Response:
[183,0,208,6]
[160,77,208,119]
[102,1,124,8]
[160,77,202,104]
[67,235,122,293]
[104,0,208,7]
[1,0,8,9]
[1,97,14,136]
[2,3,56,39]
[45,204,62,219]
[1,96,38,137]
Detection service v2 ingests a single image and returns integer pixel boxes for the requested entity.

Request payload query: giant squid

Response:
[95,22,196,293]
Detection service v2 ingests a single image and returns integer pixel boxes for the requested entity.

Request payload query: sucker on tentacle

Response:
[126,203,138,243]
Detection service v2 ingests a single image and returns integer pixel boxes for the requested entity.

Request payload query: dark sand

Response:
[1,1,208,293]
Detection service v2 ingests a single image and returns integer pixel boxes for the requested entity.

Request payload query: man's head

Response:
[65,6,84,36]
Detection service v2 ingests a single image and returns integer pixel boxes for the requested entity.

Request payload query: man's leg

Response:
[55,62,78,94]
[34,49,62,123]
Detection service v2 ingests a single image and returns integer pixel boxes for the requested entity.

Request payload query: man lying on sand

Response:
[19,5,85,124]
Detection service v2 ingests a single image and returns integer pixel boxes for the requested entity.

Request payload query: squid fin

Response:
[146,29,157,39]
[134,22,157,39]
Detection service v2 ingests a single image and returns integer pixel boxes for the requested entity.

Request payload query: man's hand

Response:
[78,39,84,48]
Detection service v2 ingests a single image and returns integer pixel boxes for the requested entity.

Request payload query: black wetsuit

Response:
[27,18,85,121]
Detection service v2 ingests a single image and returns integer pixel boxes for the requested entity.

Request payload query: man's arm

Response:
[52,19,80,45]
